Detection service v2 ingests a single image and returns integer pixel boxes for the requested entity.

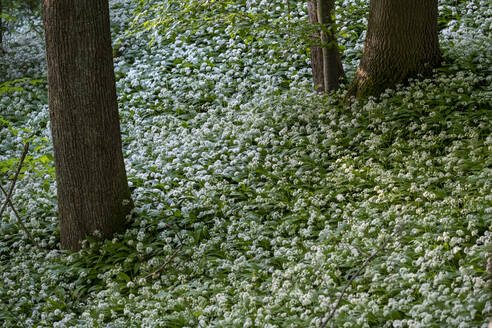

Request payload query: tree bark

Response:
[43,0,132,251]
[317,0,344,92]
[308,0,345,92]
[308,0,324,92]
[348,0,441,99]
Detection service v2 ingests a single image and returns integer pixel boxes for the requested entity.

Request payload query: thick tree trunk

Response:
[348,0,441,99]
[43,0,132,251]
[308,0,345,92]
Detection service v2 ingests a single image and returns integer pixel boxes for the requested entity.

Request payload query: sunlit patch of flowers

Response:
[0,0,491,327]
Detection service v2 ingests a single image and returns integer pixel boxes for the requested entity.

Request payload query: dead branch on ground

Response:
[319,223,408,328]
[142,223,184,280]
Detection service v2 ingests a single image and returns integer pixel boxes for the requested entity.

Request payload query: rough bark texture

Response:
[43,0,132,251]
[348,0,441,99]
[308,0,345,92]
[308,0,324,91]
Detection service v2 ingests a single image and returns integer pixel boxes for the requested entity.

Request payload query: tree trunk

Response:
[43,0,133,251]
[317,0,344,92]
[308,0,324,92]
[348,0,441,99]
[308,0,345,92]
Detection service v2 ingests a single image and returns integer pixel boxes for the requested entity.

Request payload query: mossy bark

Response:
[317,0,344,92]
[308,0,345,92]
[347,0,441,99]
[43,0,133,251]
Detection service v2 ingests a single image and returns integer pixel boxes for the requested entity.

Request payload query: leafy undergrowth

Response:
[0,0,491,327]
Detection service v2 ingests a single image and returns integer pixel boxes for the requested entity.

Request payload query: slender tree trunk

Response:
[317,0,344,92]
[347,0,441,99]
[308,0,324,91]
[43,0,133,251]
[308,0,345,92]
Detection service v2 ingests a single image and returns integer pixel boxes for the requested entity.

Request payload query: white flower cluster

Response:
[0,0,490,327]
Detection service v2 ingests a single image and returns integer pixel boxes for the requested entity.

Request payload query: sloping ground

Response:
[0,0,491,327]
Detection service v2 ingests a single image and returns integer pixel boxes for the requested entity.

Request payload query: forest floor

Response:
[0,0,491,327]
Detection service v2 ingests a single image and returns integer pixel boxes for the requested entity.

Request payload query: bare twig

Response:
[0,142,30,218]
[0,143,41,251]
[0,184,42,251]
[142,223,184,280]
[319,223,408,328]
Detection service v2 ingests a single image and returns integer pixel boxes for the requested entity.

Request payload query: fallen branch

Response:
[0,142,29,218]
[0,142,42,250]
[0,184,42,251]
[319,223,408,328]
[142,223,184,280]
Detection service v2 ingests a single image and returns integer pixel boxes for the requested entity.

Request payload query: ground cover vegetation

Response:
[0,0,491,327]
